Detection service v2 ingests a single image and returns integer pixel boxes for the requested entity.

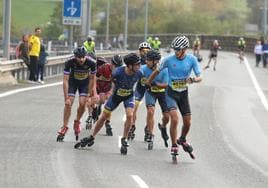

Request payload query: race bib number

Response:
[150,86,165,93]
[171,79,187,91]
[116,88,132,97]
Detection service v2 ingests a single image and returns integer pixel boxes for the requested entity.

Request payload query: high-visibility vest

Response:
[83,41,95,53]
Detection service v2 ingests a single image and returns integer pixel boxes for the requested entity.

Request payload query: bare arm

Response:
[63,74,69,101]
[88,73,97,97]
[146,69,160,86]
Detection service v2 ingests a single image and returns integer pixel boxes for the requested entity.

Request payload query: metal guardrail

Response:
[0,51,129,86]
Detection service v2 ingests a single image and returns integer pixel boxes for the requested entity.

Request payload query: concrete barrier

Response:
[0,51,129,86]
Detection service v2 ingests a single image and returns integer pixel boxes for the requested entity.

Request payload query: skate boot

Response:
[57,126,68,142]
[158,123,169,148]
[105,121,113,136]
[92,107,99,123]
[120,137,129,155]
[85,116,93,130]
[144,126,149,142]
[171,144,178,164]
[177,137,195,159]
[73,120,81,141]
[147,134,154,150]
[74,135,95,149]
[127,125,136,141]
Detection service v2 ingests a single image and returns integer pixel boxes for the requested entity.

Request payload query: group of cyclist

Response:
[56,34,203,162]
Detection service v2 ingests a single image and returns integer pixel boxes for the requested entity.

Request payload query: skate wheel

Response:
[148,142,153,150]
[57,135,63,142]
[172,155,177,164]
[189,153,195,159]
[120,147,127,155]
[164,140,168,148]
[74,142,81,149]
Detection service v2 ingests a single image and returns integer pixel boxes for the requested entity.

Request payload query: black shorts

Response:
[68,83,89,97]
[166,87,191,116]
[145,91,169,113]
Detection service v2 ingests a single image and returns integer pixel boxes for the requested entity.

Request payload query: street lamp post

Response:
[106,0,110,49]
[124,0,128,50]
[144,0,149,41]
[2,0,11,60]
[265,0,267,36]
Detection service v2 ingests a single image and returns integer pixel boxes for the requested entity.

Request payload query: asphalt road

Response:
[0,50,268,188]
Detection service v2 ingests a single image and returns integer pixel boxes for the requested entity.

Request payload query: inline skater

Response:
[57,47,97,142]
[146,36,202,163]
[85,55,123,136]
[204,40,221,71]
[238,37,246,63]
[74,53,143,155]
[128,42,151,141]
[143,50,170,149]
[192,36,202,62]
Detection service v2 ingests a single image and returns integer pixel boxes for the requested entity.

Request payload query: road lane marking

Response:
[0,82,62,98]
[118,136,122,148]
[131,175,149,188]
[244,57,268,111]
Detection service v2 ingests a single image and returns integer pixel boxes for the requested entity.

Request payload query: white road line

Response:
[131,175,149,188]
[244,58,268,111]
[118,136,122,148]
[0,82,62,98]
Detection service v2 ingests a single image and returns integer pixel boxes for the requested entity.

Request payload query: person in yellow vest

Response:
[147,36,154,47]
[83,36,95,55]
[238,37,246,63]
[28,27,41,83]
[151,37,161,50]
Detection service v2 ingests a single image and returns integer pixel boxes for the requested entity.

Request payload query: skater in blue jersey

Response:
[147,35,202,162]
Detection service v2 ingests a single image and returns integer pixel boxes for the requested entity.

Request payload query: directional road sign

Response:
[63,0,82,25]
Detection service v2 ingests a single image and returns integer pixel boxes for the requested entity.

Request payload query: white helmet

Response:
[138,42,151,50]
[171,35,190,50]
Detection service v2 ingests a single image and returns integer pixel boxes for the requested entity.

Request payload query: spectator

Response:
[83,36,95,54]
[16,34,30,69]
[38,43,48,84]
[28,27,42,83]
[262,39,268,68]
[254,39,262,67]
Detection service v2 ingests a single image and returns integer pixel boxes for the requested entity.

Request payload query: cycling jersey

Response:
[96,63,113,93]
[104,66,143,112]
[64,57,96,86]
[158,54,201,92]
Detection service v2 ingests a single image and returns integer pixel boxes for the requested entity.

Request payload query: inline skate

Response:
[177,137,195,159]
[147,134,154,150]
[73,120,81,141]
[144,126,150,142]
[56,126,68,142]
[85,116,93,130]
[127,125,136,141]
[158,123,169,148]
[105,121,113,136]
[74,135,95,149]
[171,144,178,164]
[120,137,129,155]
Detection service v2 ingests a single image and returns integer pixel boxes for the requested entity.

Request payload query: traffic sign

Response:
[63,0,82,25]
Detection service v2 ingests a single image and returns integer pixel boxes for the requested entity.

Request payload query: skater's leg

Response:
[92,110,110,137]
[76,96,87,121]
[63,96,75,127]
[123,107,134,138]
[169,109,179,146]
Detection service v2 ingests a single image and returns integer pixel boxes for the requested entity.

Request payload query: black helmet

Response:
[87,36,92,42]
[146,50,161,61]
[74,47,86,58]
[111,54,123,67]
[124,53,140,66]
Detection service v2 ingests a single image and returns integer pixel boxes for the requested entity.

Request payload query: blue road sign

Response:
[63,0,82,25]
